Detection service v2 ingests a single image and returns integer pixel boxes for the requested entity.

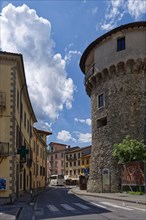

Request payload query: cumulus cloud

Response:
[57,130,76,142]
[100,0,146,31]
[0,4,75,120]
[75,132,91,143]
[74,118,91,126]
[57,130,91,144]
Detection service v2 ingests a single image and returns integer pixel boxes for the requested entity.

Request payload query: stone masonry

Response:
[79,22,146,193]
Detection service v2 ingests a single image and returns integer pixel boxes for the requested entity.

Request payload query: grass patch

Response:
[128,191,144,195]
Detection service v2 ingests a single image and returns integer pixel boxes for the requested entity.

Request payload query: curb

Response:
[71,189,146,206]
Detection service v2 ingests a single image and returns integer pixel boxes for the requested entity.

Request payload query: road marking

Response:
[74,203,91,209]
[100,202,133,210]
[60,204,76,211]
[90,202,114,211]
[126,206,146,212]
[47,205,60,212]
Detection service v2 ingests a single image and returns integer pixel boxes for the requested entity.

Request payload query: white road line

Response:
[60,204,76,211]
[126,206,146,212]
[90,202,114,211]
[100,202,133,210]
[47,205,60,212]
[74,203,91,209]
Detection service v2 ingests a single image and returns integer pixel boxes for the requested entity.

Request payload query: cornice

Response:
[85,58,146,96]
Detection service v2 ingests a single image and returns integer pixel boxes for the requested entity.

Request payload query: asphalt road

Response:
[19,186,146,220]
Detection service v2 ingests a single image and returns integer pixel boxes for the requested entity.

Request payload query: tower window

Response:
[98,94,105,109]
[97,117,107,128]
[117,37,125,51]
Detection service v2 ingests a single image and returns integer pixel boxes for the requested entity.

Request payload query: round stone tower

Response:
[80,22,146,193]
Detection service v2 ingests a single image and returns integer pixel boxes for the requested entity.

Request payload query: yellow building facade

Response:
[0,52,51,204]
[64,146,91,184]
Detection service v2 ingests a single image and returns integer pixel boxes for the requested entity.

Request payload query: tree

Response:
[113,135,146,164]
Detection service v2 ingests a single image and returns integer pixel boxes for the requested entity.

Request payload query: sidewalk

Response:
[71,187,146,205]
[0,190,43,220]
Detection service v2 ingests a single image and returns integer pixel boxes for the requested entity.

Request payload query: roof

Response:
[79,21,146,73]
[49,142,67,147]
[36,129,52,136]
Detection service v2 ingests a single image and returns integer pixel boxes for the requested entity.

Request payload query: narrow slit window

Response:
[98,94,105,109]
[117,37,125,51]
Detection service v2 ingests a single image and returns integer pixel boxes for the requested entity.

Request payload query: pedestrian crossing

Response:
[35,201,146,217]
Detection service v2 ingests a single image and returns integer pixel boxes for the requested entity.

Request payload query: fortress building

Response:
[79,22,146,192]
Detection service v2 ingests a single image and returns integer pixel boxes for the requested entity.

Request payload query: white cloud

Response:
[127,0,146,19]
[34,121,52,132]
[57,130,91,144]
[92,7,98,15]
[57,130,76,142]
[74,118,91,126]
[0,4,75,120]
[75,132,91,143]
[100,0,146,31]
[64,50,81,64]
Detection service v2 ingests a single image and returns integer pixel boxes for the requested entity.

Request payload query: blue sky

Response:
[0,0,146,147]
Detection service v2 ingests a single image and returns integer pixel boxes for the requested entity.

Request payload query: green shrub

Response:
[113,135,146,164]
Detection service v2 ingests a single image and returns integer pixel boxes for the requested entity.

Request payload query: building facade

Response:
[47,143,92,184]
[80,22,146,192]
[0,52,52,204]
[47,142,67,180]
[64,146,91,183]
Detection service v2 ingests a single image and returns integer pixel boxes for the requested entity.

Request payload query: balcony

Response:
[66,156,77,161]
[84,65,94,84]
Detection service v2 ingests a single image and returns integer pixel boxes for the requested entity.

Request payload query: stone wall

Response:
[87,58,146,192]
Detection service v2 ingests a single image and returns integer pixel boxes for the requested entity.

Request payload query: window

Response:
[24,112,26,128]
[55,154,57,159]
[61,161,64,167]
[17,90,19,110]
[74,170,76,175]
[66,162,68,167]
[78,160,80,166]
[61,152,64,158]
[34,141,36,152]
[20,102,23,120]
[78,153,80,159]
[117,37,125,51]
[70,162,72,167]
[27,119,29,133]
[97,117,107,128]
[98,94,105,109]
[74,161,76,166]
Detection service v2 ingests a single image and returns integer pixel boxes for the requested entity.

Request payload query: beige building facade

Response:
[0,52,52,204]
